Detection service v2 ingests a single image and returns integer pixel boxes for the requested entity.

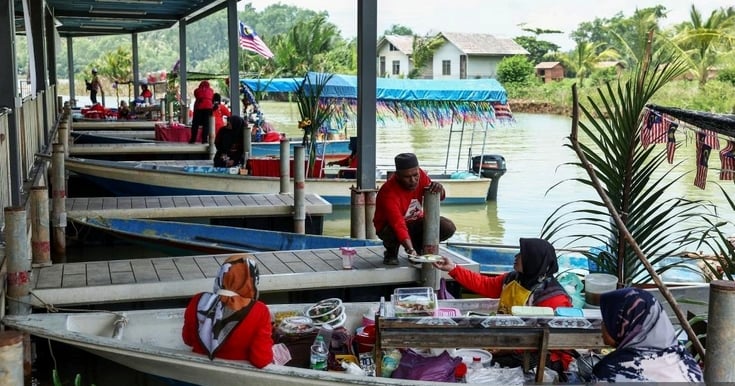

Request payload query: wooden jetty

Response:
[68,142,209,158]
[29,246,477,307]
[66,193,331,219]
[71,120,158,130]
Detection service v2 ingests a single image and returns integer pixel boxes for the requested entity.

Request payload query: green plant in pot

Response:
[294,72,335,177]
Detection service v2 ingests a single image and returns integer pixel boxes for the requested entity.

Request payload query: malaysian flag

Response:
[666,120,678,164]
[694,133,711,189]
[641,110,666,147]
[491,102,514,122]
[238,21,274,59]
[720,140,735,180]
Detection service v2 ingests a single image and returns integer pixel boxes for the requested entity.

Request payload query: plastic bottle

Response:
[310,335,328,371]
[471,356,483,370]
[380,349,401,377]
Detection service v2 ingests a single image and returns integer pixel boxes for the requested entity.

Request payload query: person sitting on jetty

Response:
[433,238,573,378]
[592,287,703,382]
[182,254,273,368]
[373,153,456,265]
[213,115,246,167]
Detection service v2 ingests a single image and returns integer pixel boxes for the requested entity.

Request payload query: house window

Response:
[392,60,400,75]
[442,60,451,76]
[389,43,399,51]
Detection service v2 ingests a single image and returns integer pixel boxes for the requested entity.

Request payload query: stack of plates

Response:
[305,298,346,328]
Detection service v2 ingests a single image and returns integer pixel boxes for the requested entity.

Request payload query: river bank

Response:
[510,99,571,116]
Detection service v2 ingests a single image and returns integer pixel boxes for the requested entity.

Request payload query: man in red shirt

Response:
[373,153,456,265]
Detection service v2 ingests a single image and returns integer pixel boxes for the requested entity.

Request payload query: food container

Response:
[278,316,315,335]
[584,273,617,306]
[305,298,345,326]
[392,287,437,317]
[511,306,554,316]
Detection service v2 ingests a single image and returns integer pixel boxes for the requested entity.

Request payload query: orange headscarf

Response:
[218,254,259,311]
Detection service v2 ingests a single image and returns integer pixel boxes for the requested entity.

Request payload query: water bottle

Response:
[310,335,328,371]
[471,356,482,371]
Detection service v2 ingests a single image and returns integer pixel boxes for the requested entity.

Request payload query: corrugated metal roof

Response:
[14,0,227,37]
[440,32,528,56]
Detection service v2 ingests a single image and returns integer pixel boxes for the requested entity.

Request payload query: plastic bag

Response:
[437,278,454,300]
[556,271,585,309]
[391,349,461,382]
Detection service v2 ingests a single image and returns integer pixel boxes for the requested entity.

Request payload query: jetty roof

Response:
[648,104,735,139]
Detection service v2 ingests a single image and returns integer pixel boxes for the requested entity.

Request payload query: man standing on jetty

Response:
[373,153,456,265]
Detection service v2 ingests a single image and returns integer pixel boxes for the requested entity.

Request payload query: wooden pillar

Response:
[5,206,31,315]
[364,189,377,239]
[705,280,735,382]
[279,138,289,193]
[350,188,366,239]
[30,186,51,267]
[0,331,24,386]
[51,143,66,262]
[207,114,216,159]
[56,96,63,114]
[58,113,68,152]
[293,146,305,234]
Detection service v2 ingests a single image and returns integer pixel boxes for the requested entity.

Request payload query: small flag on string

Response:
[694,133,711,189]
[666,120,678,164]
[238,21,274,59]
[720,140,735,180]
[641,110,664,146]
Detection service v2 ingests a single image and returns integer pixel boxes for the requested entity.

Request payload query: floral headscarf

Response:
[600,287,676,350]
[196,254,260,359]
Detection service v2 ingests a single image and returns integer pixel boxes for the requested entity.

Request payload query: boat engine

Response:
[471,155,507,201]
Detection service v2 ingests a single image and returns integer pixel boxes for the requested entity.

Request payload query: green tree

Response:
[566,41,618,85]
[496,55,534,85]
[408,34,444,79]
[673,5,735,88]
[384,24,414,36]
[514,36,560,64]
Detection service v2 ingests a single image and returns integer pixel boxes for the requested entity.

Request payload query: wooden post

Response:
[364,190,377,239]
[58,115,68,152]
[56,96,63,114]
[5,206,31,316]
[350,188,366,239]
[207,114,216,159]
[293,146,305,234]
[30,186,51,267]
[167,101,174,123]
[0,331,24,386]
[51,143,67,262]
[705,280,735,382]
[279,138,290,194]
[65,103,72,134]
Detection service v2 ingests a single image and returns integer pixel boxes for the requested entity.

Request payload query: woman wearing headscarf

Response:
[213,115,246,168]
[592,287,703,382]
[212,93,231,136]
[182,254,273,368]
[434,237,573,375]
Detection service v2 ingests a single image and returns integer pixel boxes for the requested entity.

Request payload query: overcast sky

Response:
[243,0,731,50]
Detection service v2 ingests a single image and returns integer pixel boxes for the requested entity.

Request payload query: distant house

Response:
[595,60,626,76]
[376,32,528,80]
[431,32,528,79]
[376,35,414,78]
[535,62,565,83]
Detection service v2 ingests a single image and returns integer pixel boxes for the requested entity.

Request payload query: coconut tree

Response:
[541,35,712,286]
[566,41,619,86]
[672,5,735,88]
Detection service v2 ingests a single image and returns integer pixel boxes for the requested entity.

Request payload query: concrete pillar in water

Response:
[0,331,24,386]
[705,280,735,382]
[293,146,305,234]
[422,189,441,255]
[364,190,377,239]
[280,138,290,194]
[350,188,366,239]
[51,143,67,262]
[30,186,51,267]
[5,206,31,316]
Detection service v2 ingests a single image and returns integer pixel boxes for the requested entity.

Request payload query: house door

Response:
[460,55,467,79]
[379,57,386,77]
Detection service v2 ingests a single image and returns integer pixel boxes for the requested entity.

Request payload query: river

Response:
[257,101,735,248]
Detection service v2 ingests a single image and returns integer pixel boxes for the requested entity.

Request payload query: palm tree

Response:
[408,34,444,79]
[673,5,735,88]
[566,41,619,86]
[541,36,711,285]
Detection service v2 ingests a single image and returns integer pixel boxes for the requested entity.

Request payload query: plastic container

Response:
[392,287,437,317]
[310,335,328,371]
[511,306,554,316]
[584,273,618,306]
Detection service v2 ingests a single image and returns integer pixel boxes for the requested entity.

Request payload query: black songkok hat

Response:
[395,153,419,170]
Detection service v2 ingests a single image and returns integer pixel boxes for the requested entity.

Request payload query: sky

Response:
[242,0,731,51]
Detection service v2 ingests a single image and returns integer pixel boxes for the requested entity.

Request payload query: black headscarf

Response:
[504,238,559,289]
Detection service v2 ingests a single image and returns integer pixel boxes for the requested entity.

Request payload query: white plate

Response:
[408,254,443,263]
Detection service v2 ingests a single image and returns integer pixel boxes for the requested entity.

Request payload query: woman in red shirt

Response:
[182,254,273,368]
[434,237,573,377]
[212,93,231,136]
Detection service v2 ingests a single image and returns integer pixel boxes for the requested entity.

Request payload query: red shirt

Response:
[373,169,434,242]
[140,88,153,100]
[193,81,214,110]
[213,104,232,135]
[182,293,274,368]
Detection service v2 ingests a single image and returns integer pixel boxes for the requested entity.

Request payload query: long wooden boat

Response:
[3,298,611,386]
[250,138,351,162]
[60,157,496,206]
[71,217,382,255]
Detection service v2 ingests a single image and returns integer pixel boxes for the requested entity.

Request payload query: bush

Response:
[496,55,535,85]
[717,67,735,86]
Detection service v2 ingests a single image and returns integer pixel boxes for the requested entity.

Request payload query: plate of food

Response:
[408,254,443,264]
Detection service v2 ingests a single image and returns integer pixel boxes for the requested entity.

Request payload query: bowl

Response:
[305,298,343,323]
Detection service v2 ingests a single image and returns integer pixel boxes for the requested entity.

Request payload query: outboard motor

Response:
[471,155,507,201]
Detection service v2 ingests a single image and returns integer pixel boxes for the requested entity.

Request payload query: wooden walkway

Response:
[29,246,478,307]
[69,142,208,156]
[72,121,158,130]
[67,193,332,219]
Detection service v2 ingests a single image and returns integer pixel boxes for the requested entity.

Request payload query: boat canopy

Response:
[241,72,512,127]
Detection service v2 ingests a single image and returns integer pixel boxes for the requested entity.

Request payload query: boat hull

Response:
[63,158,494,206]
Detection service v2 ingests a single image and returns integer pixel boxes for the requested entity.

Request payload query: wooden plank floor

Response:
[69,142,208,156]
[30,246,478,307]
[67,193,331,219]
